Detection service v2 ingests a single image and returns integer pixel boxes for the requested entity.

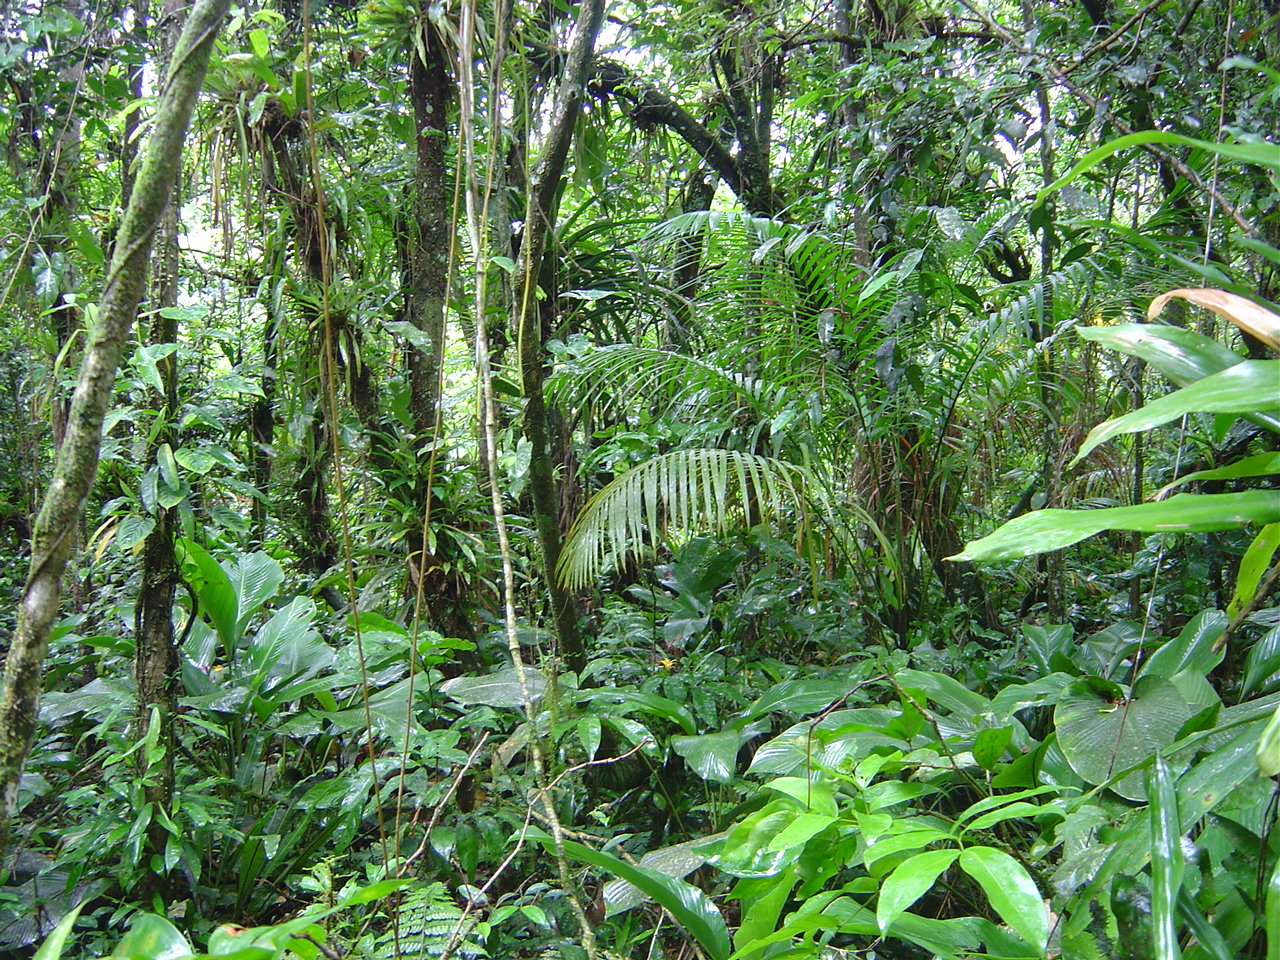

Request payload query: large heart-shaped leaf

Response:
[1055,676,1191,800]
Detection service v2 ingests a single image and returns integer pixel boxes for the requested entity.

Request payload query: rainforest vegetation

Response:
[1,0,1279,957]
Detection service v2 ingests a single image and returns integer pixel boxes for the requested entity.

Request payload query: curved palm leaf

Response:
[558,448,816,589]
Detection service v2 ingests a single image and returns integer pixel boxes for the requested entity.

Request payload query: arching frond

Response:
[550,344,787,420]
[558,449,815,589]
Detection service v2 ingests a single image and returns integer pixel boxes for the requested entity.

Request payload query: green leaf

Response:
[1256,703,1280,778]
[1037,131,1280,209]
[604,835,722,914]
[558,449,813,589]
[973,726,1012,771]
[1242,625,1280,698]
[1230,523,1280,620]
[158,442,180,491]
[764,811,836,852]
[1148,757,1184,960]
[958,846,1048,954]
[1158,452,1280,496]
[1074,361,1280,464]
[672,730,741,782]
[532,831,730,960]
[952,490,1280,561]
[577,687,697,734]
[115,514,155,552]
[34,904,84,960]
[180,540,238,650]
[228,551,284,632]
[1055,676,1191,801]
[877,849,960,935]
[1139,609,1226,680]
[109,914,193,960]
[743,678,853,720]
[248,27,269,59]
[441,667,545,708]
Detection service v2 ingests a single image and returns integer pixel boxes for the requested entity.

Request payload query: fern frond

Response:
[558,449,815,589]
[359,882,486,960]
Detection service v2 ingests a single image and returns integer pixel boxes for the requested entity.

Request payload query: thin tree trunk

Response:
[0,0,229,854]
[132,0,187,900]
[515,0,606,675]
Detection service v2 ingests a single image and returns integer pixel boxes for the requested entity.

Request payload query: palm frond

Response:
[558,448,815,589]
[550,344,786,420]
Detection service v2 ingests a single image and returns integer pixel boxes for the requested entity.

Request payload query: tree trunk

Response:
[0,0,229,854]
[407,25,451,441]
[515,0,606,675]
[132,0,187,900]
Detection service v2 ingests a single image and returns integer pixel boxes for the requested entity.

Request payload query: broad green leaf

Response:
[1148,757,1184,960]
[604,834,722,914]
[972,726,1012,770]
[765,812,836,852]
[766,776,838,816]
[1230,523,1280,620]
[577,687,696,734]
[743,678,854,720]
[533,832,730,960]
[863,827,951,870]
[180,540,238,650]
[228,551,284,632]
[1243,625,1280,698]
[895,668,989,716]
[958,846,1048,954]
[34,904,84,960]
[441,667,545,708]
[1055,675,1191,801]
[1078,323,1241,387]
[109,914,193,960]
[115,514,155,552]
[877,849,960,935]
[1037,131,1280,208]
[672,730,741,782]
[1074,361,1280,464]
[952,490,1280,561]
[1139,609,1226,680]
[1158,452,1280,496]
[578,715,601,759]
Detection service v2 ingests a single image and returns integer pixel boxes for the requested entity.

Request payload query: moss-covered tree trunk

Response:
[0,0,229,854]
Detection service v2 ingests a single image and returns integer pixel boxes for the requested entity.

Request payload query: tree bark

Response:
[132,0,187,900]
[407,25,451,441]
[516,0,606,675]
[0,0,229,854]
